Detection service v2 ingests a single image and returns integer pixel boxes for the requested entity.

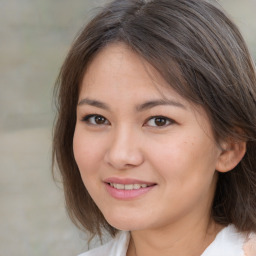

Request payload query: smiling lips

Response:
[109,183,149,190]
[104,178,156,200]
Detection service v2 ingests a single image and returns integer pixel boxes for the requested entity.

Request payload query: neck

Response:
[127,219,223,256]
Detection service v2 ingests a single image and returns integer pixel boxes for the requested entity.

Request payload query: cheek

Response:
[149,135,219,208]
[73,128,102,175]
[73,128,105,198]
[147,133,219,181]
[147,136,193,170]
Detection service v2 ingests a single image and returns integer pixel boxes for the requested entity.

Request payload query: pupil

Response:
[155,117,166,126]
[95,116,105,124]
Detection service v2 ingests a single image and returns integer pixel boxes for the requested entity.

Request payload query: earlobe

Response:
[215,139,246,173]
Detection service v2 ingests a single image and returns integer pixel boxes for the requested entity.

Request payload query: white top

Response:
[78,225,256,256]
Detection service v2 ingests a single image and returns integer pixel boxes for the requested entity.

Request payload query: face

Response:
[73,43,223,232]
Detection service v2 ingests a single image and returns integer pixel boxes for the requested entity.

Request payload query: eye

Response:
[82,114,110,125]
[145,116,174,127]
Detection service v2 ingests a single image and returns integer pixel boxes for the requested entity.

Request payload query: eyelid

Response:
[81,114,175,127]
[144,115,175,127]
[81,114,110,125]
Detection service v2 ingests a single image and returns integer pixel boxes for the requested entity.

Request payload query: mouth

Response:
[107,183,153,190]
[104,178,156,200]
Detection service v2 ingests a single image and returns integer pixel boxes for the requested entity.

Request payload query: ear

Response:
[215,139,246,173]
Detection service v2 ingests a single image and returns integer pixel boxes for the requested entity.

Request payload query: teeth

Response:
[109,183,149,190]
[115,184,125,189]
[133,184,141,189]
[124,184,133,190]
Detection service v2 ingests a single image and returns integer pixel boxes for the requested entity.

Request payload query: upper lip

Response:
[104,177,156,186]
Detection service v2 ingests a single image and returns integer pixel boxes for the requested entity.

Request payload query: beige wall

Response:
[0,1,255,255]
[220,0,256,57]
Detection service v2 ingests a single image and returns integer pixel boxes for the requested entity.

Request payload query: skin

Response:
[73,43,244,255]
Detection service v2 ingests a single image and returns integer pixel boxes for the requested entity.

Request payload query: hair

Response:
[53,0,256,238]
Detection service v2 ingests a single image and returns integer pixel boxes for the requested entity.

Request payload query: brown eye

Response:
[154,117,168,126]
[145,116,173,127]
[83,114,109,125]
[95,116,107,124]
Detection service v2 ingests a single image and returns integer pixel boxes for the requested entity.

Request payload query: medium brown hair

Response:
[53,0,256,237]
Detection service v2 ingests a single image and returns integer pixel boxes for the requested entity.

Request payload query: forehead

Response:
[82,43,159,87]
[80,43,186,104]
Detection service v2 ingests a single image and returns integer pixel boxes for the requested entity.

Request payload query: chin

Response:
[104,212,147,231]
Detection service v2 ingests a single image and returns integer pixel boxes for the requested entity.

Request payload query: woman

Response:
[53,0,256,255]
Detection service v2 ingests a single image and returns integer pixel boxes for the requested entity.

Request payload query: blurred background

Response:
[0,0,255,255]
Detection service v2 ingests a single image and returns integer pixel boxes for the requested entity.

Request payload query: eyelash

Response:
[81,114,175,127]
[82,114,110,125]
[144,116,174,127]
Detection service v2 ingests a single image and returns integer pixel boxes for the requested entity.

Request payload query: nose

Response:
[104,126,144,170]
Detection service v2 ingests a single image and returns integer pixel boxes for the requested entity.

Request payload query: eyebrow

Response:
[136,99,186,112]
[77,97,186,111]
[78,98,110,110]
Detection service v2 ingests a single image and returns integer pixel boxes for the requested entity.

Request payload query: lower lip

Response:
[105,183,155,200]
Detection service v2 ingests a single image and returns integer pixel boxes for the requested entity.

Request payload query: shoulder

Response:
[243,232,256,256]
[202,225,252,256]
[78,231,130,256]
